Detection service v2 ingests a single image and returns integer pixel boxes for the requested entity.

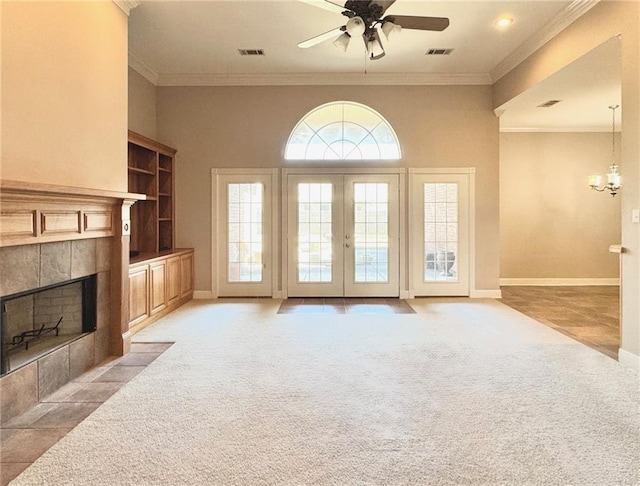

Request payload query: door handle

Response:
[345,243,351,248]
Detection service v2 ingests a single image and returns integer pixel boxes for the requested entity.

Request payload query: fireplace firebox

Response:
[0,275,97,376]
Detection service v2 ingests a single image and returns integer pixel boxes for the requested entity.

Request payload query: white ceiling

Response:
[128,0,621,130]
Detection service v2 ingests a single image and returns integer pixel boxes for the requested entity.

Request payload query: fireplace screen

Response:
[1,275,97,376]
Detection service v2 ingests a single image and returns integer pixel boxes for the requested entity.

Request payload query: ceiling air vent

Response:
[238,49,265,56]
[537,100,562,108]
[426,48,454,56]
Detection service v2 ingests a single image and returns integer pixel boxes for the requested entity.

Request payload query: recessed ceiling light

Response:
[495,17,514,28]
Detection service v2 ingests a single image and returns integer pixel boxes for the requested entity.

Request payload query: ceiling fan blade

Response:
[370,0,396,15]
[299,0,350,15]
[383,15,449,32]
[298,26,344,48]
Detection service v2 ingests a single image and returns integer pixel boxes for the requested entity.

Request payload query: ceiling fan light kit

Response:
[381,20,401,40]
[298,0,449,60]
[333,32,351,51]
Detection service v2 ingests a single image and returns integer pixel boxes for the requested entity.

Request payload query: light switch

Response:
[632,209,640,224]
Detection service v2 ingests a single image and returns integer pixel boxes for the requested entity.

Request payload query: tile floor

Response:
[0,342,173,486]
[277,298,416,315]
[499,286,620,359]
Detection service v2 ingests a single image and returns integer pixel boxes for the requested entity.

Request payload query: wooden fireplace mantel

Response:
[0,179,146,248]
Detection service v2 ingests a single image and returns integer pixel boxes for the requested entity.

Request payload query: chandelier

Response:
[588,105,621,196]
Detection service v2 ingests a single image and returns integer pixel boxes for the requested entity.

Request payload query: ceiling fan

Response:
[298,0,449,60]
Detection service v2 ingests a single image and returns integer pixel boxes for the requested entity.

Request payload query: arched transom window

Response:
[285,101,401,161]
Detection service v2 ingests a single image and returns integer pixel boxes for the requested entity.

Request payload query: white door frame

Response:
[211,168,279,299]
[281,168,407,299]
[407,168,476,298]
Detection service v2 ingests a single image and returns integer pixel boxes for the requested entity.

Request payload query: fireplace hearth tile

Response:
[71,239,97,279]
[0,245,39,297]
[0,428,71,463]
[69,334,96,380]
[0,461,30,485]
[30,402,101,429]
[65,382,124,403]
[116,351,162,366]
[0,363,38,425]
[39,241,71,287]
[1,401,58,429]
[38,346,70,400]
[93,365,145,382]
[39,381,86,403]
[130,342,173,353]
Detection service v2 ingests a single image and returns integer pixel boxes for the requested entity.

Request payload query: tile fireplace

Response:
[0,180,141,424]
[1,274,97,376]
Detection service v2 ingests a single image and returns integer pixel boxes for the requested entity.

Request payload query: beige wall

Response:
[156,85,500,293]
[500,132,621,279]
[128,67,157,140]
[494,0,640,359]
[0,1,128,192]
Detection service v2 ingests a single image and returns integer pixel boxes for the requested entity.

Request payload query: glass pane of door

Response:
[297,183,333,283]
[216,171,273,297]
[411,173,469,296]
[287,173,398,298]
[353,183,389,282]
[287,175,344,297]
[423,183,458,282]
[344,174,399,297]
[227,183,263,282]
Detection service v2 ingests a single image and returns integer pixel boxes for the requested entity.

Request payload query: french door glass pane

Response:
[228,183,263,282]
[353,183,389,282]
[424,183,458,282]
[298,183,332,282]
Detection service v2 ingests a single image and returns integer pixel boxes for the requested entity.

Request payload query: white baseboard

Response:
[470,289,502,299]
[618,349,640,372]
[272,291,285,299]
[193,290,214,299]
[499,278,620,286]
[399,290,410,299]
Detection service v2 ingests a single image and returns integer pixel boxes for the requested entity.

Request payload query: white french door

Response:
[287,173,399,297]
[215,171,274,296]
[410,172,470,296]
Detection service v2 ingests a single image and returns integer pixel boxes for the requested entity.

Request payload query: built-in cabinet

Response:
[128,249,194,333]
[127,131,193,335]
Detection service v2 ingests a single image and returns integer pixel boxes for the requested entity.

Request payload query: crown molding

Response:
[500,126,611,133]
[112,0,140,16]
[153,72,492,87]
[128,51,159,85]
[490,0,600,83]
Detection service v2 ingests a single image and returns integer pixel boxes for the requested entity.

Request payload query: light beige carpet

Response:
[10,298,640,485]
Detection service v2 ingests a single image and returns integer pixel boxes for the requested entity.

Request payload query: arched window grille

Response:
[285,101,401,160]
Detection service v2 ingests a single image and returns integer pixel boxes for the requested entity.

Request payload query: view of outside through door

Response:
[353,183,389,282]
[297,183,333,282]
[227,183,263,282]
[423,183,459,282]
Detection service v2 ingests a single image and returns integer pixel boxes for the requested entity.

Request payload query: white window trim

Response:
[407,168,476,298]
[211,168,279,299]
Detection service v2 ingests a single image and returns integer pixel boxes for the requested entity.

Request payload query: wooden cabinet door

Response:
[167,256,181,306]
[129,265,149,326]
[180,252,194,298]
[150,261,167,315]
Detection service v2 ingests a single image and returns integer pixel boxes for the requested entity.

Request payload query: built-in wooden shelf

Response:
[128,167,155,176]
[128,131,176,257]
